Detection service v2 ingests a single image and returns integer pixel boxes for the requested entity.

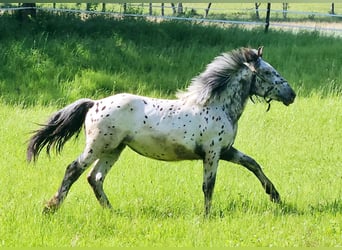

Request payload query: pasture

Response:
[1,96,341,247]
[0,13,341,247]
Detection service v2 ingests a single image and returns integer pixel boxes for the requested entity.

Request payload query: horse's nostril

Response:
[285,90,296,105]
[290,90,296,100]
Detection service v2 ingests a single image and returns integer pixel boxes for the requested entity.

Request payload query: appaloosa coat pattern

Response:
[27,47,296,215]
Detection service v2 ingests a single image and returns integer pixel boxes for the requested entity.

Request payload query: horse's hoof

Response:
[270,192,281,204]
[42,207,54,214]
[42,205,58,215]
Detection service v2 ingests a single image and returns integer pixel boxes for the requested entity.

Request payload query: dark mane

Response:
[177,47,258,105]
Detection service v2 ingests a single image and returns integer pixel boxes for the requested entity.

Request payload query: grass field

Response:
[0,95,341,247]
[4,3,341,22]
[0,13,341,105]
[0,13,341,247]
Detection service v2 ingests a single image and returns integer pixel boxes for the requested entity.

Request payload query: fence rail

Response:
[1,3,342,35]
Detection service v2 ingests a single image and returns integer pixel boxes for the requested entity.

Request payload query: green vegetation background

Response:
[0,12,341,106]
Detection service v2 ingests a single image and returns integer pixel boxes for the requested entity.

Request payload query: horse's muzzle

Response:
[282,87,296,106]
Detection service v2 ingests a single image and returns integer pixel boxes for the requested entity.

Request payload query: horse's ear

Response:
[258,46,264,57]
[243,62,256,73]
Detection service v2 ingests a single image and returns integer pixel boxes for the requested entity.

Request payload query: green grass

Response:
[4,3,341,22]
[0,13,341,247]
[0,95,341,247]
[0,13,341,106]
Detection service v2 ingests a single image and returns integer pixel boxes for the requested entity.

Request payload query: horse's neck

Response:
[216,73,252,123]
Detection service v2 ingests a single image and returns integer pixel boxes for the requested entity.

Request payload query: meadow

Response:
[6,3,342,22]
[0,13,341,247]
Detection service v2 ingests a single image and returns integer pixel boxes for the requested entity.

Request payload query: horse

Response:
[27,47,296,215]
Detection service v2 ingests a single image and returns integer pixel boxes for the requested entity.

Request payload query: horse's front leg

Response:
[220,146,281,203]
[202,150,220,216]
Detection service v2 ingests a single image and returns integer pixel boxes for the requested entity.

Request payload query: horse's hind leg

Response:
[87,147,125,209]
[220,147,281,203]
[43,153,95,214]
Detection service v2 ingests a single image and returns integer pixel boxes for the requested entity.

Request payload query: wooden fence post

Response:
[171,3,176,15]
[177,3,183,14]
[123,3,127,14]
[283,3,288,19]
[331,3,335,14]
[18,3,36,21]
[255,3,261,20]
[265,3,271,33]
[205,3,212,18]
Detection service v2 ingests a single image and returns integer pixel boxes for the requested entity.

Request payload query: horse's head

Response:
[244,47,296,107]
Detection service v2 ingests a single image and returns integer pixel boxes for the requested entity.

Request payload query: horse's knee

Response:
[87,174,94,186]
[87,172,103,188]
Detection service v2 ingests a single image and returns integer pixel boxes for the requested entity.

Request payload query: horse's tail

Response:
[27,98,95,162]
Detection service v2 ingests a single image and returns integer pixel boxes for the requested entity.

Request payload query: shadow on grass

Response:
[209,200,303,218]
[1,12,341,105]
[211,199,342,219]
[308,199,342,215]
[39,198,341,220]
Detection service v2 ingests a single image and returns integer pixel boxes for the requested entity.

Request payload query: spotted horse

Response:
[27,47,296,216]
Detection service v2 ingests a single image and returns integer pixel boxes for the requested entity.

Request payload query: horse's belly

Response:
[126,136,201,161]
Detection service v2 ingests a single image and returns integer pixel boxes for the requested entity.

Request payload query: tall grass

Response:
[0,12,341,106]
